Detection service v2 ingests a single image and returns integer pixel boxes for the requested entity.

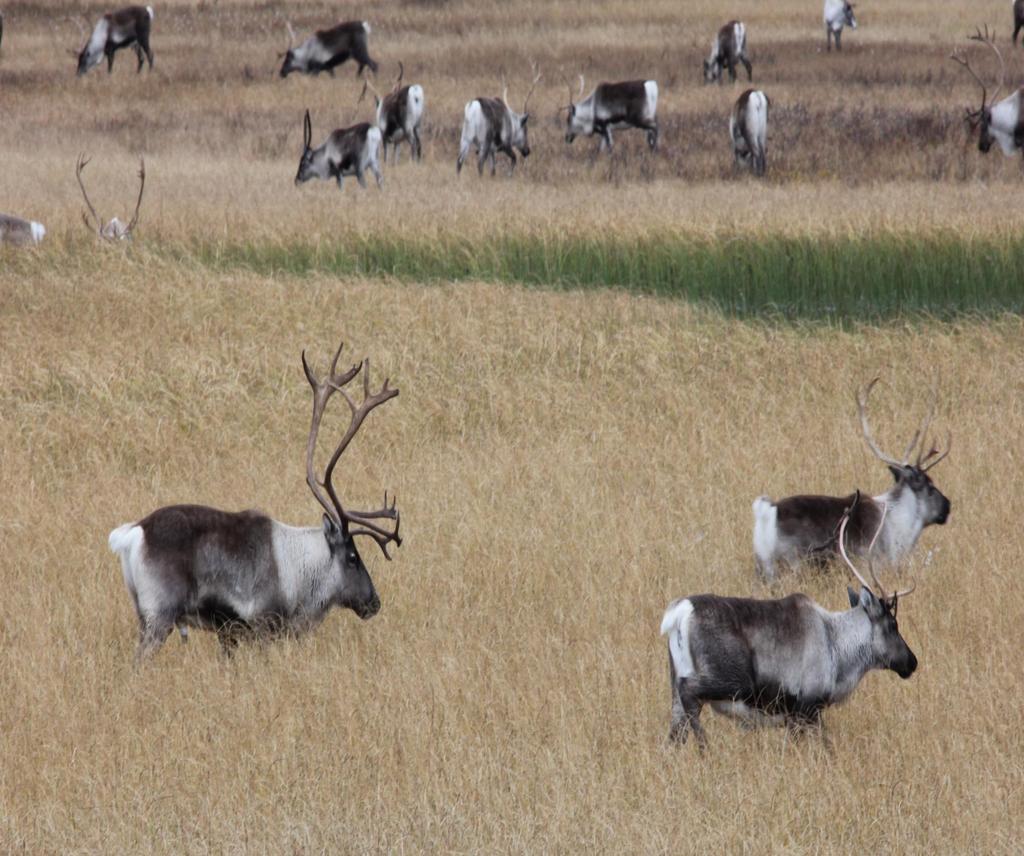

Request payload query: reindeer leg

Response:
[835,29,842,51]
[106,48,115,73]
[743,57,753,81]
[134,613,173,665]
[413,128,422,161]
[134,43,144,73]
[826,28,832,52]
[356,168,367,189]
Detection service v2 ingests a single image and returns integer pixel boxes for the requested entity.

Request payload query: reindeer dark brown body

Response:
[457,69,540,176]
[753,378,950,581]
[565,78,659,152]
[280,20,377,78]
[295,110,383,190]
[730,89,768,175]
[0,213,46,246]
[108,341,402,662]
[76,5,153,75]
[704,21,752,84]
[363,65,425,164]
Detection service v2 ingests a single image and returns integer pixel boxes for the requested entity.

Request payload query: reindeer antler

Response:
[950,25,1007,126]
[75,153,103,233]
[125,158,145,235]
[394,60,404,92]
[857,376,946,470]
[303,340,402,558]
[278,18,297,58]
[839,502,916,607]
[522,61,542,114]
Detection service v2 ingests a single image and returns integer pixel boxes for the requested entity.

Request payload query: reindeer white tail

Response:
[752,495,777,565]
[30,222,46,244]
[362,21,370,33]
[661,598,696,678]
[146,6,154,19]
[109,523,144,597]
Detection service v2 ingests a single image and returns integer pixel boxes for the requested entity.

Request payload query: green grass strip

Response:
[187,233,1024,321]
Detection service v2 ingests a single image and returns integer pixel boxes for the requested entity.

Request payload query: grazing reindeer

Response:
[0,213,46,246]
[76,154,146,241]
[295,109,383,190]
[75,6,153,75]
[108,340,402,662]
[361,63,425,164]
[704,21,752,84]
[730,89,769,175]
[564,76,659,152]
[824,0,857,51]
[279,20,377,78]
[753,377,951,582]
[1016,0,1024,45]
[457,67,541,176]
[951,27,1024,157]
[661,510,917,747]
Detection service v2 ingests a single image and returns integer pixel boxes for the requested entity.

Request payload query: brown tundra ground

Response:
[1,0,1022,852]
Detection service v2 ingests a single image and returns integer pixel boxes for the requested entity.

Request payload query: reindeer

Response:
[361,63,425,165]
[279,20,377,78]
[75,6,153,75]
[824,0,857,51]
[456,67,541,176]
[951,26,1024,158]
[753,377,951,582]
[108,340,402,662]
[661,510,917,748]
[1015,0,1024,46]
[0,213,46,246]
[76,154,146,241]
[295,110,383,190]
[730,89,769,175]
[704,21,752,84]
[564,76,659,153]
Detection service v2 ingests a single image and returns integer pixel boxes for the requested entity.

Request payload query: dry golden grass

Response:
[1,257,1022,852]
[3,0,1024,243]
[2,0,1022,851]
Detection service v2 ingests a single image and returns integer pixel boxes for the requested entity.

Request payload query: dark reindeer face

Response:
[849,587,918,679]
[279,50,298,78]
[512,114,531,157]
[77,44,102,76]
[703,59,720,84]
[295,146,317,184]
[889,465,951,526]
[977,110,995,152]
[844,3,858,28]
[324,516,380,619]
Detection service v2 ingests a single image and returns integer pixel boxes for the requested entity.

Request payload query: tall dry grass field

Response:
[2,0,1023,852]
[1,260,1022,852]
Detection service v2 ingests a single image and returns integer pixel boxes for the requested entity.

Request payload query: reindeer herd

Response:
[2,2,1023,245]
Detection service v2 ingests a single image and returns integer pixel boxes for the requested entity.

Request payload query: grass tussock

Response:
[1,264,1022,852]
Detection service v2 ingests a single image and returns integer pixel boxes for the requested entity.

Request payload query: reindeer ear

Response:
[847,587,860,608]
[859,586,882,616]
[888,464,907,483]
[322,513,340,540]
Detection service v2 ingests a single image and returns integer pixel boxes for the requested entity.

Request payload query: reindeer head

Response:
[502,65,541,157]
[278,20,301,78]
[951,26,1006,153]
[302,340,401,620]
[843,2,858,29]
[857,377,952,529]
[294,110,325,185]
[839,508,918,679]
[70,15,103,76]
[75,154,146,241]
[564,74,592,143]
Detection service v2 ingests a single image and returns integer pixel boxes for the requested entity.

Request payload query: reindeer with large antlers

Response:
[76,154,146,241]
[361,63,425,165]
[108,340,402,662]
[660,507,918,748]
[457,66,542,176]
[752,377,951,582]
[951,26,1024,158]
